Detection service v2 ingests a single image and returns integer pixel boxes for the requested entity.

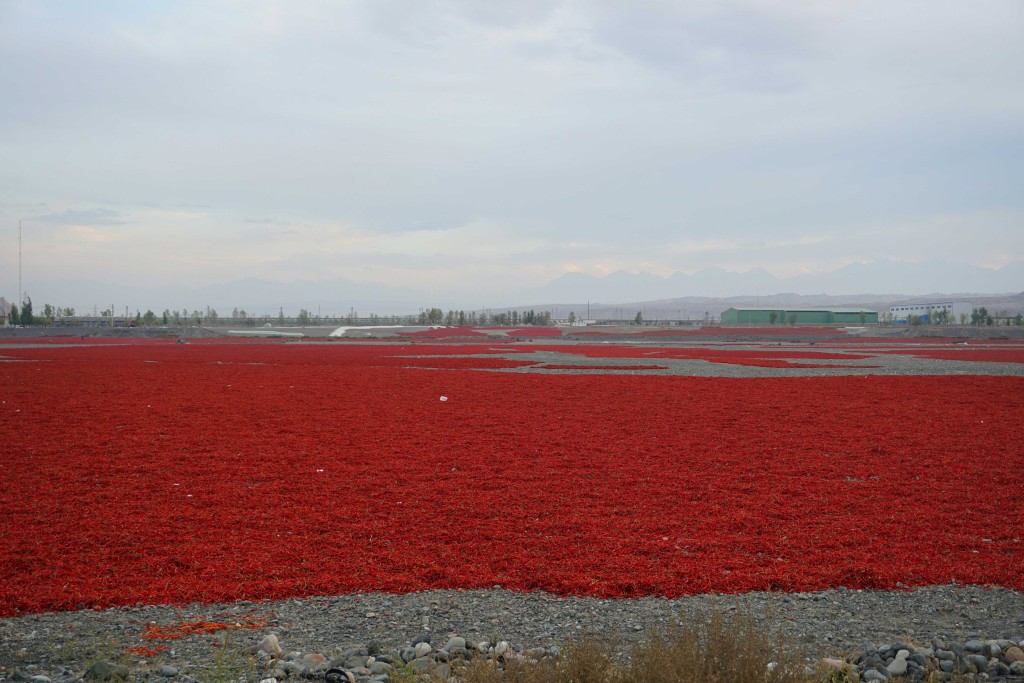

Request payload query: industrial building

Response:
[888,301,972,324]
[720,307,879,325]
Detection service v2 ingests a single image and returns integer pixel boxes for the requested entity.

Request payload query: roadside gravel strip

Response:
[2,586,1022,678]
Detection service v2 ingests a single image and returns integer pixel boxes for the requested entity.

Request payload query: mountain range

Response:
[17,259,1024,317]
[526,260,1024,305]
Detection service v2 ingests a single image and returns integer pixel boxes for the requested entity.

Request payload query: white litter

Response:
[440,396,448,401]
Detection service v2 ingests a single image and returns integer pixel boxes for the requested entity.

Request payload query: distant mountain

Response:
[529,260,1024,303]
[19,259,1023,317]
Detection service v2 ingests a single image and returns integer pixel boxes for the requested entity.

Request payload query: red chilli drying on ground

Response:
[0,342,1021,616]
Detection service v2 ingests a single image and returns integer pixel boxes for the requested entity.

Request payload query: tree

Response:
[787,313,797,326]
[568,311,577,325]
[634,311,643,325]
[9,303,19,326]
[277,307,286,325]
[143,310,157,326]
[768,310,778,325]
[297,308,311,326]
[21,296,33,326]
[43,303,55,320]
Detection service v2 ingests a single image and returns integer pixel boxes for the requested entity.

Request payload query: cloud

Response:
[32,208,128,226]
[1,1,1021,302]
[62,225,119,243]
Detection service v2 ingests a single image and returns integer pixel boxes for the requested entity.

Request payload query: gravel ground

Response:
[2,585,1023,678]
[405,345,1024,377]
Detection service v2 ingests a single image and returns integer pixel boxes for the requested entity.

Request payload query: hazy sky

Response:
[2,0,1022,304]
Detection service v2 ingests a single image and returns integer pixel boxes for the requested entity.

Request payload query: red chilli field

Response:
[2,341,1022,616]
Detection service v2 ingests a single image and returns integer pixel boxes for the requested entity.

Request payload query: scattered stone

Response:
[821,658,847,672]
[302,653,327,669]
[885,656,907,676]
[1006,646,1024,663]
[157,666,178,677]
[259,634,283,659]
[444,636,467,651]
[84,662,130,682]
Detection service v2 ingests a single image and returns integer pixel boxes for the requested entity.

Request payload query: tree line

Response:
[4,297,557,328]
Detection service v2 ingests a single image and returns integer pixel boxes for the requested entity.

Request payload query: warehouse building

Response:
[888,301,972,324]
[720,307,879,325]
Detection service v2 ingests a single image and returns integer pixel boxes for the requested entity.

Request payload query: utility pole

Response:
[18,219,22,310]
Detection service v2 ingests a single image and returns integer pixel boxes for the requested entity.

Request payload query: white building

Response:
[888,301,973,324]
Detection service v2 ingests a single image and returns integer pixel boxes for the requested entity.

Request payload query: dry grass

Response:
[441,610,828,683]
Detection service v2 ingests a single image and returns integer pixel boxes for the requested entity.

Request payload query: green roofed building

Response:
[720,307,879,325]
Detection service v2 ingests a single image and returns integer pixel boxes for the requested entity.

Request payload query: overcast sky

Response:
[1,0,1022,306]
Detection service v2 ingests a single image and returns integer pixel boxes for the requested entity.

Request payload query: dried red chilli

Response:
[0,342,1021,617]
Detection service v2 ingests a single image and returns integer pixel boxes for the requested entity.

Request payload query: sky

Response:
[1,0,1023,310]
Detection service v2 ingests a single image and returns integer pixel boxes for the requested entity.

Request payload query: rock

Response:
[400,647,416,663]
[343,655,369,669]
[369,662,393,675]
[1005,646,1024,663]
[258,679,277,683]
[820,657,846,671]
[964,639,984,653]
[444,636,466,651]
[991,661,1011,676]
[885,657,907,676]
[965,654,988,673]
[281,661,304,676]
[411,632,432,646]
[862,670,888,682]
[84,662,131,682]
[1011,661,1024,676]
[414,642,432,659]
[939,660,954,673]
[303,653,327,670]
[259,634,283,659]
[495,641,510,656]
[30,676,52,683]
[367,641,384,656]
[157,666,178,678]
